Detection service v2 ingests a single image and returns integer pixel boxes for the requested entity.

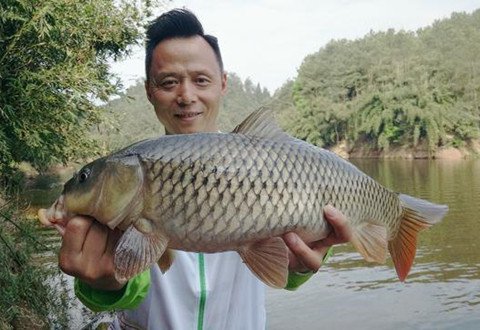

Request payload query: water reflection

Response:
[266,159,480,330]
[22,172,70,209]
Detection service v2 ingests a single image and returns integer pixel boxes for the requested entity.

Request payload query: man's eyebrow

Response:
[152,72,180,80]
[191,70,214,76]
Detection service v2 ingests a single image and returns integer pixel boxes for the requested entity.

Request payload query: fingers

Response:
[283,232,330,273]
[83,220,111,257]
[284,205,352,273]
[58,216,125,290]
[321,205,353,246]
[60,215,95,254]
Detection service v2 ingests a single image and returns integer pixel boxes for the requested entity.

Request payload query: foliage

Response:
[96,81,162,152]
[219,73,271,131]
[0,0,161,186]
[0,201,70,328]
[281,9,480,152]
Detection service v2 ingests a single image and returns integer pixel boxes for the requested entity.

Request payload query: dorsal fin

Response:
[232,107,290,142]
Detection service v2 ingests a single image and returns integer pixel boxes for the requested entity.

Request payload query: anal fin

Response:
[238,237,289,289]
[114,220,169,282]
[350,223,388,263]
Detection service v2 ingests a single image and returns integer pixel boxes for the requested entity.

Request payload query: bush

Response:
[0,200,70,328]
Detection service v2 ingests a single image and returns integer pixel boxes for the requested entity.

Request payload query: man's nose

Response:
[177,81,197,105]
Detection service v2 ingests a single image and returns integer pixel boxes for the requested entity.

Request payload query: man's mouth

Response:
[174,112,202,120]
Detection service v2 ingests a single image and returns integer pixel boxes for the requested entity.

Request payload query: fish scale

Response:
[39,108,448,288]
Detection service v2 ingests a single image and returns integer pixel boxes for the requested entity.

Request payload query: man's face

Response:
[145,36,227,135]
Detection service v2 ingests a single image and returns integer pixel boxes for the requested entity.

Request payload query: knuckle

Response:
[82,270,100,284]
[65,220,85,235]
[82,264,105,284]
[306,256,322,271]
[58,254,77,275]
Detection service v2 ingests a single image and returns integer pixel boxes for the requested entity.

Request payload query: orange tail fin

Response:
[389,194,448,281]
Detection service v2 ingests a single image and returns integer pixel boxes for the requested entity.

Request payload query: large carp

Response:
[38,108,448,288]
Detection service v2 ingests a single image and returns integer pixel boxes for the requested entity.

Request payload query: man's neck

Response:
[165,126,219,135]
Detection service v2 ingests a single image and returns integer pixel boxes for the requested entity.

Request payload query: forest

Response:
[275,9,480,155]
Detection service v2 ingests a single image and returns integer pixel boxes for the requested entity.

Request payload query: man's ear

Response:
[221,72,228,96]
[145,80,153,103]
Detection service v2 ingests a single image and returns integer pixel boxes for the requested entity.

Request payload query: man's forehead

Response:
[153,36,212,55]
[150,36,221,74]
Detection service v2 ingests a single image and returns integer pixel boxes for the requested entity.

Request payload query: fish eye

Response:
[78,168,91,183]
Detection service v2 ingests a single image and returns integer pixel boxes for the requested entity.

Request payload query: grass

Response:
[0,199,70,329]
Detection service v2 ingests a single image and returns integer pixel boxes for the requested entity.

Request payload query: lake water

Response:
[24,159,480,329]
[266,159,480,329]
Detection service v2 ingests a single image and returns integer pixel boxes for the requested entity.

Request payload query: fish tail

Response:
[388,194,448,281]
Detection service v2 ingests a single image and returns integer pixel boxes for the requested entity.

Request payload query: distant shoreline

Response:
[331,141,480,160]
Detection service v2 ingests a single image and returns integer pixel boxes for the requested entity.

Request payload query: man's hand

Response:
[58,215,126,291]
[283,205,352,273]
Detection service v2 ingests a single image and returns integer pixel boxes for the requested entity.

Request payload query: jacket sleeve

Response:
[74,270,151,312]
[284,246,333,291]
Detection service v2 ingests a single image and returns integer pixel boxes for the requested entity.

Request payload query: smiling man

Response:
[57,9,352,329]
[146,35,226,135]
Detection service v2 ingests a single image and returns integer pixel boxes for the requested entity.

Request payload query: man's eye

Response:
[160,79,178,89]
[196,77,210,86]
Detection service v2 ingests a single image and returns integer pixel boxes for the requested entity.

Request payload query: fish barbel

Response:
[38,108,448,288]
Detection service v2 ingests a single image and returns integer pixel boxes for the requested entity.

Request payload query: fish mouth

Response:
[37,195,72,235]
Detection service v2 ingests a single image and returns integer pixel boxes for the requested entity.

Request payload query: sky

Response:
[111,0,480,93]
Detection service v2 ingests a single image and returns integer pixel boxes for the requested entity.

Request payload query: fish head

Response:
[40,155,145,231]
[65,155,145,229]
[37,158,108,230]
[61,157,109,219]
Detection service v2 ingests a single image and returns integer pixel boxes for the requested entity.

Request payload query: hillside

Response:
[276,9,480,158]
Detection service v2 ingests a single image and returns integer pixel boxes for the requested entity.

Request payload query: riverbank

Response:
[331,140,480,160]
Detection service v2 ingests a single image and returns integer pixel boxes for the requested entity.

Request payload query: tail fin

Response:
[389,194,448,281]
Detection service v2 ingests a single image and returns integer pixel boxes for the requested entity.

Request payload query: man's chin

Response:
[168,123,202,135]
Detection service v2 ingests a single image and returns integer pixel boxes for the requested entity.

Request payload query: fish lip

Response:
[39,194,71,227]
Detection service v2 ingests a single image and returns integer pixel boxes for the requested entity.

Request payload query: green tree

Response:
[218,73,272,131]
[0,0,162,186]
[280,9,480,154]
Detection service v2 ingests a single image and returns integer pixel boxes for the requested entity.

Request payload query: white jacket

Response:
[111,251,266,330]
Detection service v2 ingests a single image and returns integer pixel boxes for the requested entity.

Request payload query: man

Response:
[59,9,352,329]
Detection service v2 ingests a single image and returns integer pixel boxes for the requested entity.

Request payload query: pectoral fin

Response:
[114,220,169,282]
[238,237,289,289]
[350,223,388,263]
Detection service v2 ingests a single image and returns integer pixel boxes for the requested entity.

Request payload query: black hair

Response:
[145,8,224,80]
